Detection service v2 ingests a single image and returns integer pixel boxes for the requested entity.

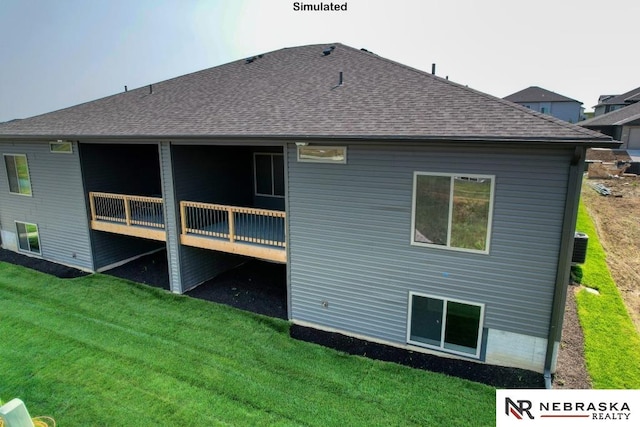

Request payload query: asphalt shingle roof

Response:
[594,86,640,107]
[580,101,640,127]
[503,86,580,104]
[0,43,611,143]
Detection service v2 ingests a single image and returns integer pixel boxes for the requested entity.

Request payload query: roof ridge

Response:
[338,44,603,138]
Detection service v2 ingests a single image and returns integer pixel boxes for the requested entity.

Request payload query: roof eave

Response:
[0,133,617,148]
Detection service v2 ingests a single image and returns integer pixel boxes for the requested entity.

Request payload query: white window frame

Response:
[4,153,33,196]
[253,152,285,198]
[49,141,73,153]
[407,291,485,358]
[297,146,347,164]
[15,221,41,255]
[410,172,495,254]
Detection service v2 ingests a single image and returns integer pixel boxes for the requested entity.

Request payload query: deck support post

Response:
[124,195,131,226]
[228,209,235,243]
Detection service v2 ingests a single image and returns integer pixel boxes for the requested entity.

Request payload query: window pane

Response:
[16,222,29,251]
[50,142,72,153]
[5,156,19,193]
[414,175,450,245]
[255,154,272,195]
[410,295,443,346]
[15,156,32,195]
[272,154,285,196]
[298,146,346,163]
[444,301,481,355]
[26,224,40,253]
[450,177,491,250]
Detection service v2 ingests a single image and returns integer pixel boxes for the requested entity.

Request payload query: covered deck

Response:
[180,201,286,263]
[89,192,287,262]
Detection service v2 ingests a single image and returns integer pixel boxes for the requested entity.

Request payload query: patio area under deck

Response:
[180,201,287,263]
[89,192,166,241]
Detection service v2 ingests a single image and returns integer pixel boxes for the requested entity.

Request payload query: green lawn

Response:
[0,263,495,426]
[574,200,640,389]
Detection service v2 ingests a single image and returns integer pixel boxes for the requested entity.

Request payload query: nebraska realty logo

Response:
[496,390,639,426]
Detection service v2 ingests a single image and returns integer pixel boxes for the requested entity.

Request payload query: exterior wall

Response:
[163,143,245,293]
[172,145,253,206]
[0,141,93,270]
[623,126,640,150]
[287,142,573,372]
[79,142,164,270]
[519,101,582,123]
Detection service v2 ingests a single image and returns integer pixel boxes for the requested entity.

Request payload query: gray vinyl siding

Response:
[159,141,183,293]
[172,145,253,206]
[287,143,572,344]
[518,101,582,123]
[171,144,273,291]
[79,142,164,270]
[79,143,162,195]
[91,232,162,271]
[0,141,93,270]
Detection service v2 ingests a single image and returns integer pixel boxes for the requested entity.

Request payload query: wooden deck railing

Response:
[89,192,165,229]
[180,201,286,248]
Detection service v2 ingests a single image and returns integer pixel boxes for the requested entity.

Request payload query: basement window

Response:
[411,172,494,253]
[4,154,32,196]
[297,146,347,164]
[254,153,284,198]
[49,141,73,153]
[407,292,484,358]
[16,221,41,255]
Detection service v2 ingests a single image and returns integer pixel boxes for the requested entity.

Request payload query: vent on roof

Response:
[245,54,263,64]
[323,46,335,56]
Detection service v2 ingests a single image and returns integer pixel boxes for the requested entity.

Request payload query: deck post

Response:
[228,208,235,242]
[123,195,131,226]
[89,192,97,221]
[180,201,187,235]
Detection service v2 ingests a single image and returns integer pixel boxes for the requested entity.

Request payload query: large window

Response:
[407,292,484,358]
[4,154,32,196]
[16,221,41,255]
[411,172,494,253]
[254,153,284,197]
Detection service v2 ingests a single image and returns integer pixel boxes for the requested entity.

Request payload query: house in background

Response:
[593,86,640,117]
[0,43,615,381]
[580,101,640,173]
[503,86,584,123]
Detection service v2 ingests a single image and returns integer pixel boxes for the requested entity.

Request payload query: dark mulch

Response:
[1,248,558,388]
[0,248,89,278]
[105,250,170,290]
[186,260,287,320]
[290,325,543,388]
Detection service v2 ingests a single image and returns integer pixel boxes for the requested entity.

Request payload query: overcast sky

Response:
[1,0,638,123]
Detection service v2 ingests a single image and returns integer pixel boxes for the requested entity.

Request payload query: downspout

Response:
[544,146,585,388]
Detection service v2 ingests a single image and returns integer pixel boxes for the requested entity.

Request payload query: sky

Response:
[1,0,638,123]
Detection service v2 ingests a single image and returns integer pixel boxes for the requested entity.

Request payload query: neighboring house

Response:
[580,101,640,172]
[503,86,584,123]
[0,43,615,380]
[593,86,640,117]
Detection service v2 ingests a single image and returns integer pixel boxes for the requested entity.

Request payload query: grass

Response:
[574,200,640,389]
[0,263,495,426]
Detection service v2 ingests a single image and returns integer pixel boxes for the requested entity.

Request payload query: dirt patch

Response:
[581,176,640,333]
[553,284,592,388]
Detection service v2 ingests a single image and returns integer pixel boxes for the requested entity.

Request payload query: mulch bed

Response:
[1,248,561,388]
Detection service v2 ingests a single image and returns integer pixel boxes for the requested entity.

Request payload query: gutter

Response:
[544,146,586,388]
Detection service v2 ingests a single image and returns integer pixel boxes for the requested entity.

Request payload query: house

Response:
[593,86,640,117]
[503,86,584,123]
[0,43,615,379]
[580,101,640,173]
